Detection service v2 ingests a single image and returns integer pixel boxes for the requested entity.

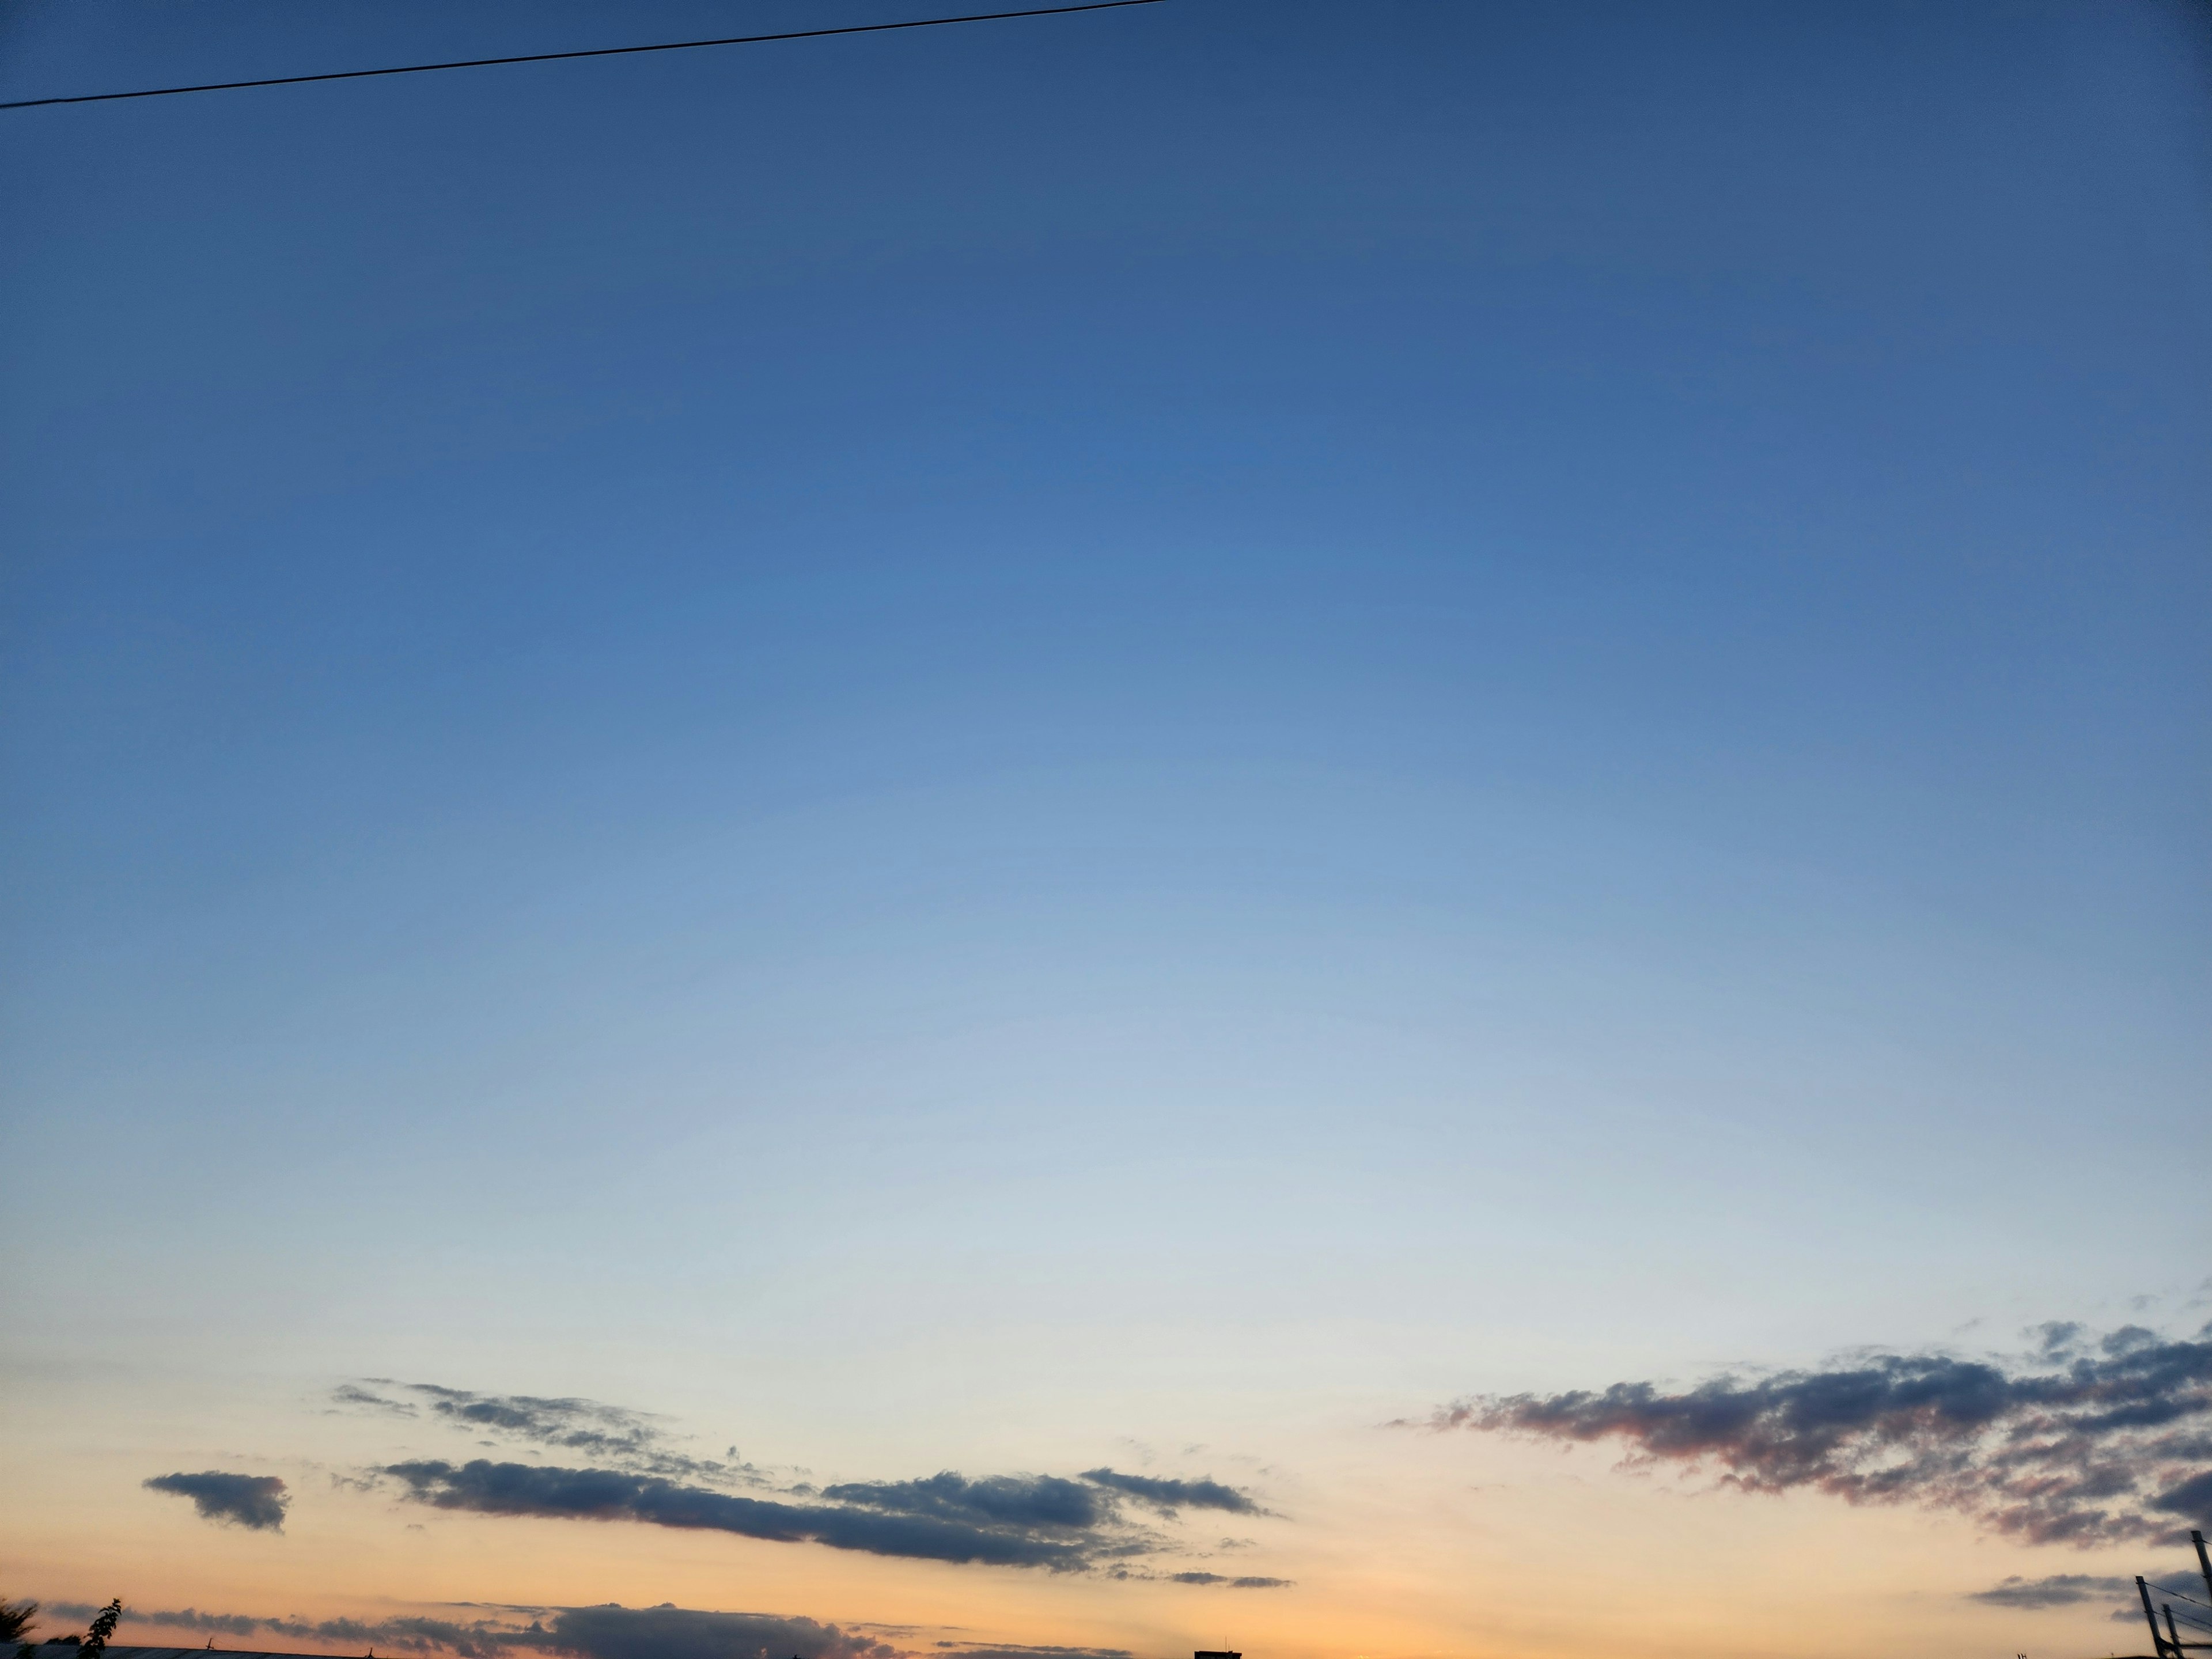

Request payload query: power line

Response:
[0,0,1166,112]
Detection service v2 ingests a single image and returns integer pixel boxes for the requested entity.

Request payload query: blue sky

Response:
[2,4,2209,1657]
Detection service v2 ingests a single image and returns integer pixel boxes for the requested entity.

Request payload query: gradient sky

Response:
[3,4,2209,1659]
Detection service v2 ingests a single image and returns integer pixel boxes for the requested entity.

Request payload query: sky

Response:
[2,2,2210,1658]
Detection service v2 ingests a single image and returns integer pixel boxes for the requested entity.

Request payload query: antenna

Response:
[2139,1578,2171,1659]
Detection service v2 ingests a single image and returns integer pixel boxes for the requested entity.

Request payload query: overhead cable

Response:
[0,0,1165,112]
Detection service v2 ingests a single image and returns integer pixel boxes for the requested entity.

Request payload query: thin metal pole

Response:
[2166,1605,2187,1659]
[2142,1578,2173,1658]
[2194,1531,2212,1610]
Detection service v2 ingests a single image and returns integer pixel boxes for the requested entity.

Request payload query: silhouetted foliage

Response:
[0,1599,39,1643]
[79,1603,121,1658]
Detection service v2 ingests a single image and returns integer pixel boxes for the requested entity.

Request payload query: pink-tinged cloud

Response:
[1421,1321,2212,1544]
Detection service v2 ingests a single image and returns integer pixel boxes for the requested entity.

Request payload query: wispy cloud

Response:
[382,1461,1117,1571]
[1966,1569,2212,1633]
[334,1383,416,1415]
[1967,1574,2135,1609]
[336,1382,749,1486]
[142,1472,290,1531]
[542,1603,895,1659]
[98,1601,891,1659]
[73,1607,520,1658]
[96,1604,1215,1659]
[1162,1573,1291,1589]
[821,1473,1111,1534]
[1078,1469,1262,1516]
[340,1381,1271,1576]
[1411,1321,2212,1544]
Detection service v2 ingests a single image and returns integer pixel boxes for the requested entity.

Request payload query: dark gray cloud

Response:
[338,1383,747,1486]
[2034,1324,2087,1359]
[382,1461,1102,1570]
[2156,1469,2212,1518]
[1162,1573,1291,1589]
[823,1473,1108,1533]
[1967,1571,2212,1635]
[99,1601,891,1659]
[407,1386,660,1460]
[1968,1574,2135,1609]
[142,1472,290,1531]
[546,1603,893,1659]
[66,1604,517,1657]
[1416,1322,2212,1545]
[1078,1470,1260,1516]
[344,1381,1280,1578]
[334,1382,415,1415]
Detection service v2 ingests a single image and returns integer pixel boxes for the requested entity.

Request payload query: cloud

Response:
[1968,1574,2135,1609]
[2155,1470,2212,1518]
[1414,1321,2212,1545]
[1967,1572,2212,1634]
[2033,1323,2086,1358]
[70,1605,516,1657]
[337,1383,748,1486]
[545,1604,894,1659]
[143,1472,290,1531]
[1078,1470,1261,1515]
[101,1602,892,1659]
[381,1461,1103,1570]
[823,1473,1109,1532]
[1162,1573,1291,1589]
[342,1382,1281,1579]
[334,1383,418,1415]
[407,1387,662,1460]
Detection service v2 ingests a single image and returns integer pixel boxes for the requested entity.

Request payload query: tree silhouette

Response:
[0,1599,39,1643]
[80,1603,121,1658]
